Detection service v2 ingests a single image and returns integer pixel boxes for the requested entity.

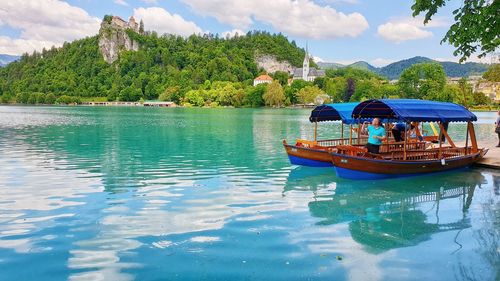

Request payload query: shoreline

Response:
[0,102,498,111]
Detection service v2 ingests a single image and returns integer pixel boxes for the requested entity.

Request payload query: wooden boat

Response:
[283,103,364,167]
[283,102,440,167]
[330,99,488,179]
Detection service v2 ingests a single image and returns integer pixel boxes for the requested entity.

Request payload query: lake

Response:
[0,106,498,281]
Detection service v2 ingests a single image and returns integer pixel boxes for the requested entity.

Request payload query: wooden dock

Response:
[475,140,500,169]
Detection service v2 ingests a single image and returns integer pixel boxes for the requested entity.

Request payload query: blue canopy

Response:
[309,103,359,124]
[352,99,477,122]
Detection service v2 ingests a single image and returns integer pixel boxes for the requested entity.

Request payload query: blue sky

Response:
[0,0,490,66]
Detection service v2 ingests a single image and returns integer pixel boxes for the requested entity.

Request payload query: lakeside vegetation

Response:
[0,24,498,108]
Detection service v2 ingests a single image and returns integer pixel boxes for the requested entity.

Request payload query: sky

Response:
[0,0,494,66]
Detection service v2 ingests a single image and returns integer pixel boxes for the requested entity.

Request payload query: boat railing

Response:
[386,147,470,161]
[379,141,427,153]
[296,138,367,148]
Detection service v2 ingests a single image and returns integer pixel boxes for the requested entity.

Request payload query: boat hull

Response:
[331,150,485,180]
[283,141,333,167]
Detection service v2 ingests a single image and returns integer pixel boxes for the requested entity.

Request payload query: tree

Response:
[45,93,56,104]
[483,64,500,82]
[296,85,325,104]
[458,78,473,106]
[272,71,289,86]
[411,0,499,62]
[397,63,446,100]
[139,19,144,34]
[263,80,285,107]
[245,84,266,107]
[344,78,355,102]
[324,77,346,102]
[313,77,326,90]
[184,90,205,106]
[472,92,491,105]
[159,86,181,102]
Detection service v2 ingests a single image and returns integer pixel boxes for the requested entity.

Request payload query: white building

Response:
[253,74,273,86]
[292,44,325,82]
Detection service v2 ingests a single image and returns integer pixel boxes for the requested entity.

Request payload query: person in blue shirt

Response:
[391,122,406,142]
[362,118,386,154]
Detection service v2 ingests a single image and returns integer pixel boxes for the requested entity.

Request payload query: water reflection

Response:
[0,106,498,281]
[286,167,484,252]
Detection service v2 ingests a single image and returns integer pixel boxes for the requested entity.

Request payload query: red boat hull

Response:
[331,149,486,179]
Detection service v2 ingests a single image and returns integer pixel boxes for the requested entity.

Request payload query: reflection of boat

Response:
[283,103,364,167]
[331,99,488,179]
[300,169,486,252]
[283,166,337,193]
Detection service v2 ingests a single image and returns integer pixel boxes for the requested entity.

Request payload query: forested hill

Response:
[378,56,488,79]
[0,30,306,101]
[319,56,489,79]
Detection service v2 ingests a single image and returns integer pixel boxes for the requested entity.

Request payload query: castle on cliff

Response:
[109,15,141,33]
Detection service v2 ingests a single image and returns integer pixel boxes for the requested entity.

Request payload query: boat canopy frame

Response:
[352,99,477,123]
[309,102,360,124]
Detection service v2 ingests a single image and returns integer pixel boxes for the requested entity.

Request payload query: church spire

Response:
[302,42,310,81]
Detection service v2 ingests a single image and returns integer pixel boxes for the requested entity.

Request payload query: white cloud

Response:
[0,36,57,55]
[181,0,368,39]
[377,22,432,43]
[376,16,448,44]
[114,0,129,6]
[0,0,100,55]
[222,29,245,38]
[318,0,359,4]
[133,7,203,37]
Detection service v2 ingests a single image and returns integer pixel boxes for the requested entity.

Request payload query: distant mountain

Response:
[348,61,378,72]
[317,62,345,70]
[377,56,433,79]
[0,54,20,67]
[318,56,489,80]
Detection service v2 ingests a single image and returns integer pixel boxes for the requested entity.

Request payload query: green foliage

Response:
[103,15,113,24]
[0,31,306,103]
[324,77,346,102]
[472,92,491,106]
[397,63,446,100]
[263,81,285,107]
[56,95,81,104]
[159,86,181,102]
[184,90,206,106]
[483,64,500,82]
[272,71,289,86]
[296,85,324,104]
[326,67,383,80]
[411,0,499,62]
[245,84,266,107]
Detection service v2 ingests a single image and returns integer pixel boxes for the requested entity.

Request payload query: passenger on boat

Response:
[362,118,386,154]
[391,123,406,142]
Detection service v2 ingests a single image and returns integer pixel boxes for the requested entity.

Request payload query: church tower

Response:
[302,43,310,81]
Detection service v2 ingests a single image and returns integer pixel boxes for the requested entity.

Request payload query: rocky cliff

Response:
[98,17,140,64]
[255,54,293,74]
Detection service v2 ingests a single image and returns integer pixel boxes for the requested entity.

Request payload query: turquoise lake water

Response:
[0,106,498,281]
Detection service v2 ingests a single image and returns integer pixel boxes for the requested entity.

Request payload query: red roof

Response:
[254,74,273,81]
